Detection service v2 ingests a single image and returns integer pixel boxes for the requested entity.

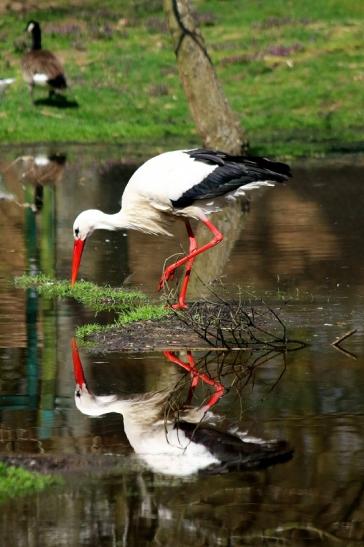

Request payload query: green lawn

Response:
[0,0,363,156]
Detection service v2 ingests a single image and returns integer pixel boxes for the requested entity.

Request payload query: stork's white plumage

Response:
[71,148,292,308]
[72,341,293,476]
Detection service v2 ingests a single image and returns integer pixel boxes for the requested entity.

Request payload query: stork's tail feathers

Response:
[177,420,293,474]
[244,155,292,181]
[188,148,292,182]
[203,439,294,474]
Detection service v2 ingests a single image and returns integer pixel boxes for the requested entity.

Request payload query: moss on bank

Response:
[15,274,171,340]
[0,462,61,503]
[15,274,147,312]
[75,304,171,339]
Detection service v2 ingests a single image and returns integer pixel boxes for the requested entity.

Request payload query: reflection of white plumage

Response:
[72,342,293,476]
[71,149,291,309]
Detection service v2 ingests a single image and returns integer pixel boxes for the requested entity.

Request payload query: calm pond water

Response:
[0,145,364,545]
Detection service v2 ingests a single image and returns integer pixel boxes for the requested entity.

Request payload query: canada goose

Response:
[21,20,67,103]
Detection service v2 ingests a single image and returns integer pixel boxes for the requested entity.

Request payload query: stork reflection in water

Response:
[72,341,292,476]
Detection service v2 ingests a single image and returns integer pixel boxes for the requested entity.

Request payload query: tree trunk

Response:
[163,0,248,154]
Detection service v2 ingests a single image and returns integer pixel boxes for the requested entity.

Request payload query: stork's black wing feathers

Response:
[176,420,293,473]
[171,148,291,209]
[187,148,292,175]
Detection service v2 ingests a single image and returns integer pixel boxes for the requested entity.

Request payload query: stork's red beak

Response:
[71,238,85,286]
[71,338,86,387]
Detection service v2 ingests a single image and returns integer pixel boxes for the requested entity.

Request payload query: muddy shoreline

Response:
[85,301,290,353]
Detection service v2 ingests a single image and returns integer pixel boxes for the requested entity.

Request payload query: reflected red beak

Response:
[71,238,86,286]
[71,338,86,387]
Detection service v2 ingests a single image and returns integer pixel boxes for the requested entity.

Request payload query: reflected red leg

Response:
[186,351,199,388]
[163,350,224,411]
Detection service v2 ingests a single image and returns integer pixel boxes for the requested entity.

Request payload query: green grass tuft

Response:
[75,304,170,340]
[15,274,147,313]
[15,274,171,342]
[0,462,61,503]
[76,322,109,339]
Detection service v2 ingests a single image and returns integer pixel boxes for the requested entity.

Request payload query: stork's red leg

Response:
[186,351,199,388]
[163,350,224,411]
[163,350,198,403]
[71,338,87,389]
[159,216,223,305]
[172,220,197,310]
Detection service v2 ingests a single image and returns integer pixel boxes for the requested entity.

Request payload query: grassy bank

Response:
[0,0,363,156]
[15,274,170,340]
[0,462,60,503]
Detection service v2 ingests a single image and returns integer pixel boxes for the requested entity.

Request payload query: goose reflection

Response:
[0,151,67,212]
[15,152,67,212]
[72,341,293,476]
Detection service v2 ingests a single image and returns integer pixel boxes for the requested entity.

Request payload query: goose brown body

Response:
[22,20,67,101]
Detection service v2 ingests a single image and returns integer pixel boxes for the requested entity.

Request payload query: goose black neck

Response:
[31,26,42,50]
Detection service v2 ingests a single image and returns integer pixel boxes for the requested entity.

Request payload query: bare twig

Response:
[331,328,357,360]
[331,344,358,361]
[238,522,343,544]
[331,328,357,347]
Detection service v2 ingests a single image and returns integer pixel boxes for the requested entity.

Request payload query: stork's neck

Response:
[93,210,132,231]
[77,393,129,417]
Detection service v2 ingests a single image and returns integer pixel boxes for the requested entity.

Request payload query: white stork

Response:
[72,341,293,476]
[71,148,291,308]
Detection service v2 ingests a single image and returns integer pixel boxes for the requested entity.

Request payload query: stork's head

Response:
[72,338,94,411]
[72,338,119,417]
[73,209,101,240]
[71,209,101,286]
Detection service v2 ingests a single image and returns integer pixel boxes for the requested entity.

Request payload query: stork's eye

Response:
[74,228,80,238]
[76,390,81,398]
